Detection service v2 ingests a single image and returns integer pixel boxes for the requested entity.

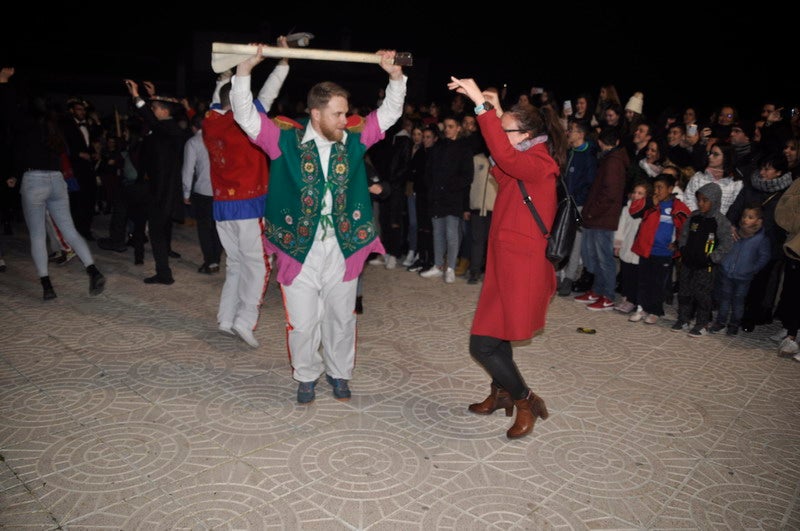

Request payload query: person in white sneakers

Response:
[419,116,473,284]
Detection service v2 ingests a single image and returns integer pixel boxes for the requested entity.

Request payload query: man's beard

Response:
[319,122,344,143]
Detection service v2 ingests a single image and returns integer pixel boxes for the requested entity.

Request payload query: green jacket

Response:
[264,124,378,264]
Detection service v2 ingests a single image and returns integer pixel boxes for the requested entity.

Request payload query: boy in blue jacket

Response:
[709,204,771,335]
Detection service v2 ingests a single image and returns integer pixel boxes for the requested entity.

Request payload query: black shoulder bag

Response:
[518,177,582,270]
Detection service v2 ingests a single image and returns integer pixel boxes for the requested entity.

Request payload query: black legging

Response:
[469,334,528,400]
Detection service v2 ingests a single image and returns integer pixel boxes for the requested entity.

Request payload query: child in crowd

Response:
[628,173,691,324]
[675,182,733,337]
[710,205,771,335]
[613,179,651,314]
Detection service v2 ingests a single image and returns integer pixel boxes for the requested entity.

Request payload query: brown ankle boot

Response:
[468,383,514,417]
[507,391,549,439]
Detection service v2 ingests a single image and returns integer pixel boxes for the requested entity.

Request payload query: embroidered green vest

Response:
[264,125,378,263]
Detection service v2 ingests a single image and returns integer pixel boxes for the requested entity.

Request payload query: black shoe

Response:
[741,319,755,333]
[97,238,128,252]
[168,250,181,259]
[467,271,480,285]
[573,271,594,293]
[144,275,174,285]
[198,263,220,274]
[134,256,144,265]
[89,272,106,295]
[406,259,424,273]
[41,276,56,300]
[557,278,572,296]
[355,295,363,314]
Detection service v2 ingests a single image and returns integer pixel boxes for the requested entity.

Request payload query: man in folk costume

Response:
[202,46,289,348]
[230,43,406,403]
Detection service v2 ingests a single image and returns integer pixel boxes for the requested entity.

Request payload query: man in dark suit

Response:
[61,98,97,239]
[124,80,189,284]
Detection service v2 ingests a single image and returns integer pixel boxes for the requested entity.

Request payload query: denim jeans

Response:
[560,206,583,282]
[20,170,93,277]
[431,215,461,269]
[716,272,751,327]
[581,228,616,300]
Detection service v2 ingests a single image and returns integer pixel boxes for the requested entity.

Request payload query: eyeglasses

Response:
[708,151,722,157]
[721,113,734,119]
[503,129,526,133]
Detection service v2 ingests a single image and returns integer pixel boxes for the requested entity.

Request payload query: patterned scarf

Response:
[751,171,793,193]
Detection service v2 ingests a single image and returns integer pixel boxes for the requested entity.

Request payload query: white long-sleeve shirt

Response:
[182,129,211,198]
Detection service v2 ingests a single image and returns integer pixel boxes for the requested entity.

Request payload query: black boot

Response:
[86,265,106,295]
[573,270,594,293]
[40,276,57,300]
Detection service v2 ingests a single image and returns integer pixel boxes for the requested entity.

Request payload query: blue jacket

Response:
[720,227,771,281]
[564,141,597,206]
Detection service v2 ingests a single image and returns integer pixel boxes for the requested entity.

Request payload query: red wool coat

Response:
[470,112,558,341]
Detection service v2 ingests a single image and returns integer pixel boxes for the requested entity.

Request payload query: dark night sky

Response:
[4,5,796,123]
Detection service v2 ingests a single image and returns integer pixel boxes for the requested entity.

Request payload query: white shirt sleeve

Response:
[684,173,701,212]
[256,63,289,112]
[376,75,407,132]
[230,74,261,139]
[181,137,198,199]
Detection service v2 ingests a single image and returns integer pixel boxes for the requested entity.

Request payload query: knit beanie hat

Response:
[625,92,644,114]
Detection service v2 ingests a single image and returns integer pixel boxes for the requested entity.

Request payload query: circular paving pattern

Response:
[736,427,800,480]
[398,388,509,440]
[690,484,791,529]
[531,430,665,496]
[191,384,297,437]
[1,345,69,375]
[36,422,189,491]
[643,356,746,396]
[35,378,119,420]
[288,430,431,497]
[1,384,75,430]
[541,334,632,363]
[595,388,707,436]
[420,487,587,529]
[120,485,297,530]
[348,355,415,394]
[73,326,175,356]
[126,357,213,390]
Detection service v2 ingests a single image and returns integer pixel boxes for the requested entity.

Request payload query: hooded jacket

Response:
[679,182,734,269]
[720,226,771,281]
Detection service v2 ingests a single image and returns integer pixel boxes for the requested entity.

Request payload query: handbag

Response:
[518,177,582,270]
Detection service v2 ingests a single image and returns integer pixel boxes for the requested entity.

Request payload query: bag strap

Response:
[518,180,550,238]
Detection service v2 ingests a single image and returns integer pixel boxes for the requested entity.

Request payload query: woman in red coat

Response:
[448,76,568,439]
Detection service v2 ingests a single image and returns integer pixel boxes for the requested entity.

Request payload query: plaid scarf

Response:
[751,171,793,193]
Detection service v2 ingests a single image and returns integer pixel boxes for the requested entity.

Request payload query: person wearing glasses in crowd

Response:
[446,74,568,440]
[684,143,743,215]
